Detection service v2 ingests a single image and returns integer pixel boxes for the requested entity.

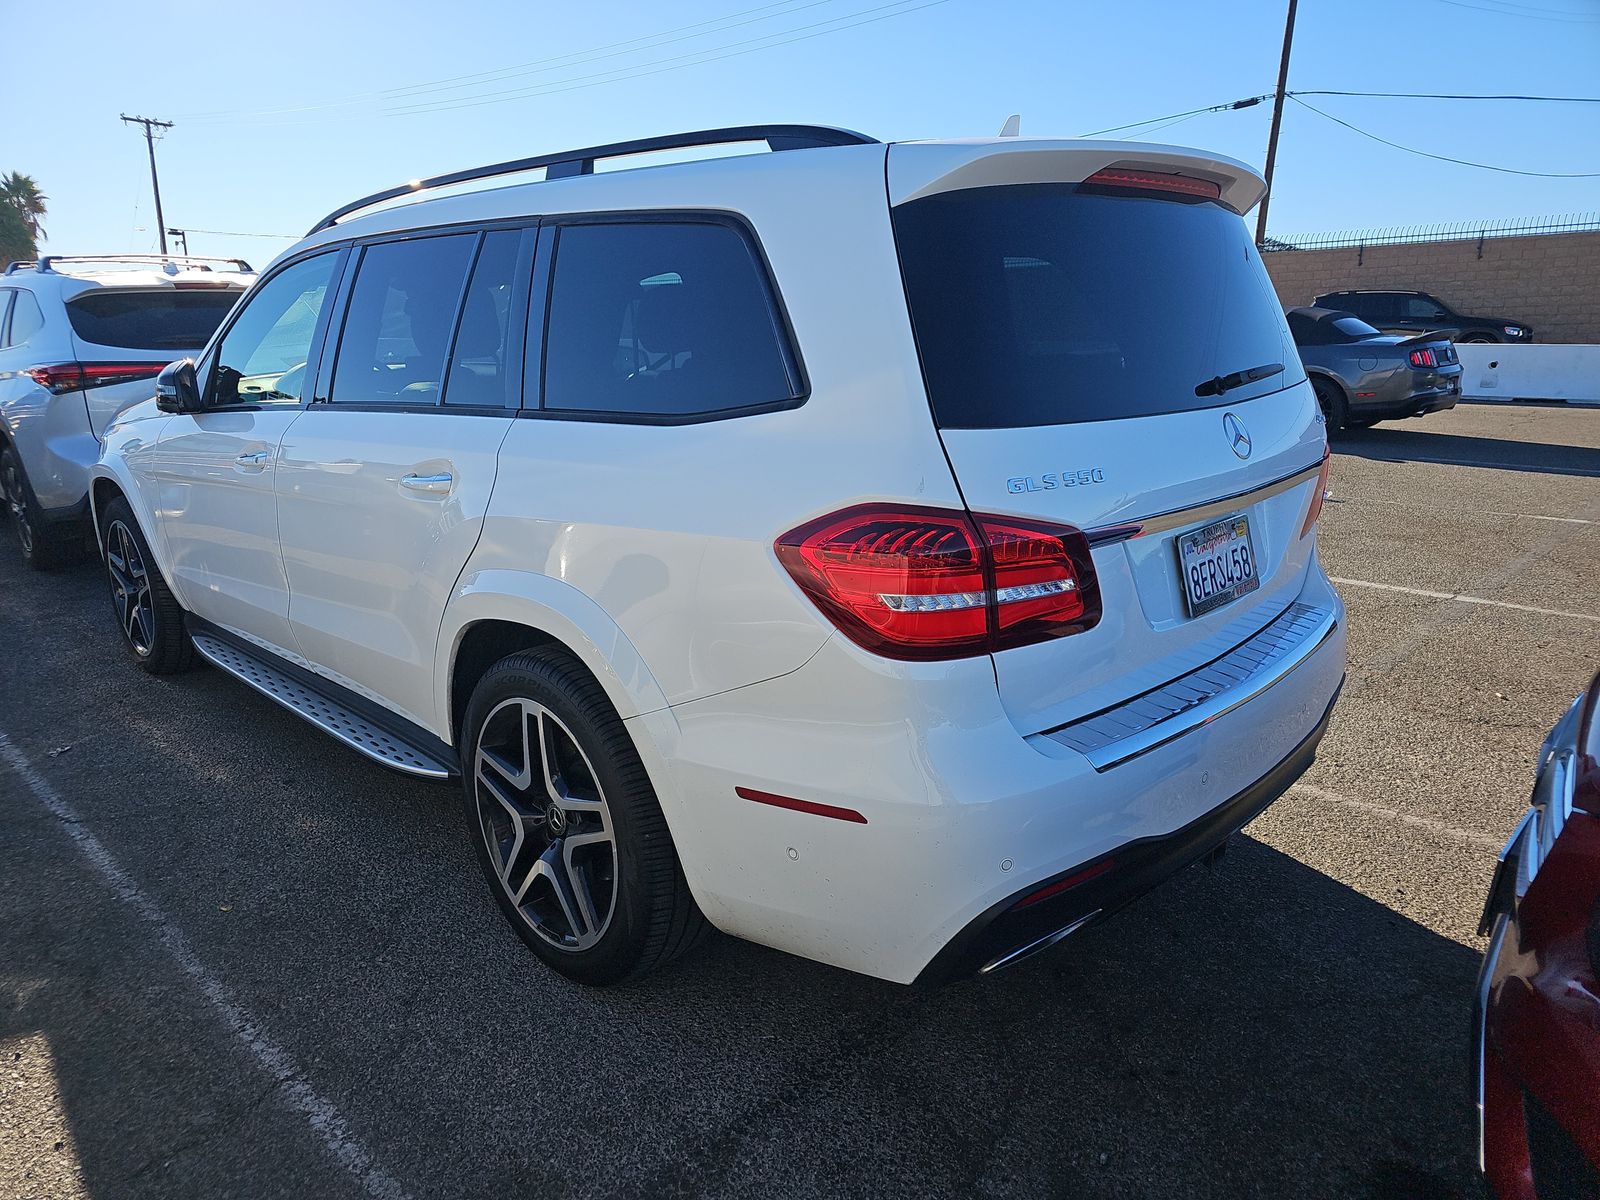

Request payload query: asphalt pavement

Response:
[3,401,1597,1200]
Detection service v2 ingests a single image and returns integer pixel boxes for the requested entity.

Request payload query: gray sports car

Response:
[1287,307,1463,432]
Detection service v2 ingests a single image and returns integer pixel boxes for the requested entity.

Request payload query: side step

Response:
[189,631,456,780]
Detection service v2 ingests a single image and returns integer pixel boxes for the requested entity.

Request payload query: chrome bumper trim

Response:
[979,910,1101,975]
[1474,912,1510,1173]
[1087,460,1324,547]
[1043,601,1339,772]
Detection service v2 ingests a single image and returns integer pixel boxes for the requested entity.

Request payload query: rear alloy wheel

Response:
[463,649,706,984]
[1312,377,1349,433]
[1,447,70,570]
[98,496,193,674]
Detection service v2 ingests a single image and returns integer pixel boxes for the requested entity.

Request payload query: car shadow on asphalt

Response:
[1333,424,1600,478]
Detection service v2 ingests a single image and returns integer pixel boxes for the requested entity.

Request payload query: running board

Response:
[189,631,455,780]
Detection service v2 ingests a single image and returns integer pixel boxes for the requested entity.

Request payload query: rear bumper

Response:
[916,680,1339,983]
[632,567,1347,984]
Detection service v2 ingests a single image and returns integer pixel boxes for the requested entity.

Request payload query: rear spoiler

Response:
[1397,328,1459,346]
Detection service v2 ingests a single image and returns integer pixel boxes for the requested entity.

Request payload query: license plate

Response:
[1177,513,1260,618]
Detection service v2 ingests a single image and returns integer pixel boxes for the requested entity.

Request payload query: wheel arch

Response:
[438,572,673,750]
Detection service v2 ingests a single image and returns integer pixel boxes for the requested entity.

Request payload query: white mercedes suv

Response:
[92,126,1345,985]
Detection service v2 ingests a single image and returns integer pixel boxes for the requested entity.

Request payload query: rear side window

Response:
[893,184,1298,428]
[332,234,476,406]
[0,291,13,347]
[8,290,44,346]
[444,230,522,408]
[540,221,799,420]
[1332,315,1380,339]
[66,289,237,351]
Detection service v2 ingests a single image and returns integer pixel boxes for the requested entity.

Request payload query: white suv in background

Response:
[91,126,1345,986]
[0,255,250,567]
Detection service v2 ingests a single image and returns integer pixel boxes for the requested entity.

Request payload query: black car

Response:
[1287,307,1462,431]
[1312,290,1534,344]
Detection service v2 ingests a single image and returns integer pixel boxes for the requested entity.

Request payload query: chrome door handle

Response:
[235,450,270,467]
[399,472,453,494]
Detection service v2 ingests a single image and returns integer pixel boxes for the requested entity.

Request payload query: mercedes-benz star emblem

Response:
[1223,412,1252,460]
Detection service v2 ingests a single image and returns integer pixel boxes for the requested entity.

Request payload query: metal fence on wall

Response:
[1262,213,1600,252]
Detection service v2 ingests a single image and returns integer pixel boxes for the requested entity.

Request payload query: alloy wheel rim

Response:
[105,520,155,655]
[2,462,32,556]
[473,698,618,952]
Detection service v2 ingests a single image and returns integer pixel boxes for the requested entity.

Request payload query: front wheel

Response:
[462,649,706,984]
[98,496,193,674]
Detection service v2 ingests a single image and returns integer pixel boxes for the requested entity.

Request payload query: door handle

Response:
[235,450,270,469]
[400,472,453,494]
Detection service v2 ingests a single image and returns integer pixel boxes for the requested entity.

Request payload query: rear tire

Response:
[1457,333,1496,344]
[98,496,193,674]
[1,447,72,570]
[461,648,707,984]
[1312,377,1349,433]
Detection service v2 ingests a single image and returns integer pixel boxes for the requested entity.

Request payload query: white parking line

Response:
[1288,783,1502,850]
[1330,576,1600,624]
[1348,454,1600,478]
[1332,496,1592,525]
[0,730,411,1200]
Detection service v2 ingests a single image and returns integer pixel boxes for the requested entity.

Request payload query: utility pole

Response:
[1254,0,1298,247]
[121,114,174,256]
[167,228,189,255]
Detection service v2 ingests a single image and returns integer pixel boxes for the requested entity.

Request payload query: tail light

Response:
[1409,348,1438,368]
[1300,446,1332,539]
[25,362,166,394]
[774,504,1101,660]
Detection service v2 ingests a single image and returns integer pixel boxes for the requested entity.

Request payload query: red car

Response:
[1476,670,1600,1199]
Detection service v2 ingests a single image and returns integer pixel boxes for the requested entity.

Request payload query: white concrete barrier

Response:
[1456,344,1600,405]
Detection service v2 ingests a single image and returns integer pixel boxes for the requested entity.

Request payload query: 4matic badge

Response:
[1005,467,1106,495]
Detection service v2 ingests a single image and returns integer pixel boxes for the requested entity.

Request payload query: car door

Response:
[151,250,345,659]
[274,226,531,732]
[1395,295,1449,334]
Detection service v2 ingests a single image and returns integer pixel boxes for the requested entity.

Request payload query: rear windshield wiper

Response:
[1195,361,1284,397]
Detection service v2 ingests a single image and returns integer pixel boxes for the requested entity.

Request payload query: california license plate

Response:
[1177,513,1260,617]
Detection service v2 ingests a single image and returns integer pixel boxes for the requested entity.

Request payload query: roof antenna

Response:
[999,114,1021,137]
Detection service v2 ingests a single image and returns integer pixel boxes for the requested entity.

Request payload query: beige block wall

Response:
[1262,231,1600,344]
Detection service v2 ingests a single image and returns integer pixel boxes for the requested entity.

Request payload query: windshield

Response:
[66,288,240,352]
[1332,315,1381,339]
[892,183,1300,428]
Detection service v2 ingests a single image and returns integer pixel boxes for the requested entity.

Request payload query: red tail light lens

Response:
[775,504,1102,660]
[1083,168,1222,200]
[25,362,166,394]
[1300,446,1332,540]
[1409,348,1437,368]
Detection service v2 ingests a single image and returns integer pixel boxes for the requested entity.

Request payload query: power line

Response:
[1288,95,1600,178]
[1292,90,1600,103]
[1078,95,1269,138]
[174,228,299,239]
[377,0,953,120]
[178,0,837,122]
[1423,0,1600,22]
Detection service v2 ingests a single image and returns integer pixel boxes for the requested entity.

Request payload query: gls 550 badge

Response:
[1006,468,1106,495]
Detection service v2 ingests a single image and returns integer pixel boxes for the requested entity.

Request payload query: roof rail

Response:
[4,260,34,275]
[308,124,879,235]
[34,254,255,274]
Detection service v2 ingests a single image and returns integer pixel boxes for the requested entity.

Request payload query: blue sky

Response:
[11,0,1599,267]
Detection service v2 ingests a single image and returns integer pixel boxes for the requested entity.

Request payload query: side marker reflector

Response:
[736,786,868,824]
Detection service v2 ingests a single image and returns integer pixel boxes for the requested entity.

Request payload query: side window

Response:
[1403,296,1445,319]
[213,253,339,407]
[1363,294,1398,320]
[444,230,521,408]
[8,290,44,345]
[330,234,475,406]
[541,221,798,419]
[0,291,13,347]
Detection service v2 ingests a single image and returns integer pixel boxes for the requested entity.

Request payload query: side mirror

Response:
[155,359,202,413]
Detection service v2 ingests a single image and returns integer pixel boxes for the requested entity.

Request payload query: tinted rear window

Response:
[893,184,1299,428]
[67,288,240,351]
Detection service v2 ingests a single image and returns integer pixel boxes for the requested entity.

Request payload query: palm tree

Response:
[0,173,47,242]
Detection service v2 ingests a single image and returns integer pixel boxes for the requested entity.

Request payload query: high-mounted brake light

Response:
[1083,168,1223,200]
[25,361,166,395]
[774,504,1102,660]
[1408,348,1438,368]
[1300,446,1332,540]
